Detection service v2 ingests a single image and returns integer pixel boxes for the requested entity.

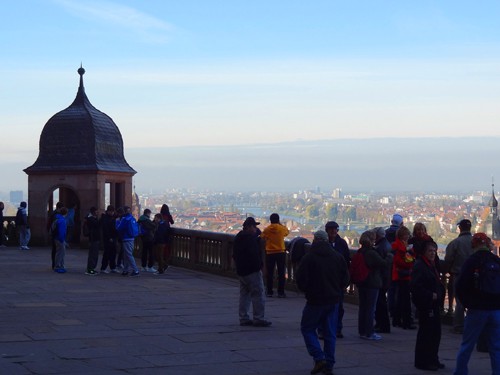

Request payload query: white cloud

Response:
[53,0,173,42]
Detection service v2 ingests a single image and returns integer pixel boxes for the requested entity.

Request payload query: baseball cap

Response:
[391,214,403,225]
[243,217,260,227]
[325,221,339,229]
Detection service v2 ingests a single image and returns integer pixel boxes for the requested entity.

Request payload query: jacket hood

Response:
[266,223,282,233]
[310,241,335,257]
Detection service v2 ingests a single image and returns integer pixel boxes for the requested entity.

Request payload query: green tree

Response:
[325,203,338,220]
[305,204,320,218]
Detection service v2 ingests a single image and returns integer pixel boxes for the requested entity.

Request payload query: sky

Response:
[2,1,500,194]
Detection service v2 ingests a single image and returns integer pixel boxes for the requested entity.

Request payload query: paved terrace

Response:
[0,246,492,375]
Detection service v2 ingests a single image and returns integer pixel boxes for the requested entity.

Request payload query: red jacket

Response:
[392,238,415,281]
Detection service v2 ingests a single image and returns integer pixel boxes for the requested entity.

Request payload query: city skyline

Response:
[2,2,500,193]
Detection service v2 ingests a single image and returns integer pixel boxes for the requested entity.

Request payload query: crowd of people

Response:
[45,203,175,276]
[2,201,500,374]
[232,212,500,375]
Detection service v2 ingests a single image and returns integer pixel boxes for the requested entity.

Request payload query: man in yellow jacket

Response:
[261,213,290,298]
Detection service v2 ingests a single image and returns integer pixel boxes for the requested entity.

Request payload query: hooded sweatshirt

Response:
[296,240,350,305]
[261,223,289,254]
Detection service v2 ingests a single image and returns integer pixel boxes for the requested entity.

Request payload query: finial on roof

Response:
[77,64,85,90]
[78,63,85,76]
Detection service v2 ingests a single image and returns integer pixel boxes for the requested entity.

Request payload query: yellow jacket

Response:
[261,223,289,253]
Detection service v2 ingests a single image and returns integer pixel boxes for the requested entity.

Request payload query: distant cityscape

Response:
[2,187,495,248]
[130,187,496,247]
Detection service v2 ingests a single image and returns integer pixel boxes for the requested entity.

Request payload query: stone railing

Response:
[168,227,454,318]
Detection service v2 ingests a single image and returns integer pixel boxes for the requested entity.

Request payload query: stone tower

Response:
[24,66,136,245]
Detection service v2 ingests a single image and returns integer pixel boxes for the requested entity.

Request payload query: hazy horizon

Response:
[2,136,499,198]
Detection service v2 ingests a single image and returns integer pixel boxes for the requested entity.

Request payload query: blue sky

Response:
[2,1,500,192]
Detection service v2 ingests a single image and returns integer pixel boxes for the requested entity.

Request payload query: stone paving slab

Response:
[0,246,492,374]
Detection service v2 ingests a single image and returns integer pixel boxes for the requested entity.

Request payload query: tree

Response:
[305,204,320,218]
[325,203,338,220]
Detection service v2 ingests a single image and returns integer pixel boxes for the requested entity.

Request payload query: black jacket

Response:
[296,240,349,305]
[410,257,445,312]
[100,213,117,242]
[232,230,263,277]
[331,235,351,267]
[86,215,100,242]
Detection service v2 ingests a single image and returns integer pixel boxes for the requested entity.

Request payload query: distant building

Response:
[332,188,342,199]
[487,183,500,239]
[9,190,23,204]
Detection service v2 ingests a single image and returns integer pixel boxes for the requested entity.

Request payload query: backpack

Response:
[82,218,90,237]
[289,237,310,263]
[476,253,500,295]
[349,249,370,285]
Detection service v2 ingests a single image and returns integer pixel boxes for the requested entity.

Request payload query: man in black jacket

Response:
[232,217,271,327]
[297,230,349,375]
[84,207,100,275]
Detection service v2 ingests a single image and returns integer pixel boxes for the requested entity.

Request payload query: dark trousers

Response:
[51,236,57,269]
[87,240,100,271]
[265,252,286,295]
[415,308,441,368]
[101,239,117,271]
[141,238,155,268]
[394,280,412,327]
[375,288,391,331]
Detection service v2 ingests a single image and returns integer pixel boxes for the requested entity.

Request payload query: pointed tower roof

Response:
[25,67,136,174]
[489,182,498,208]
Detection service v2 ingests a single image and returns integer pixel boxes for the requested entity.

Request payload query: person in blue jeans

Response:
[454,233,500,375]
[116,206,140,277]
[296,230,349,375]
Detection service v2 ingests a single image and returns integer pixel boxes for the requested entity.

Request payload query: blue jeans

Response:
[54,240,66,269]
[454,309,500,375]
[238,271,266,322]
[301,303,339,370]
[19,225,29,247]
[358,287,379,337]
[122,240,138,273]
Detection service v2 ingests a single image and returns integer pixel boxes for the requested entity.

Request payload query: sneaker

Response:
[266,292,273,298]
[310,360,326,374]
[129,271,140,277]
[24,246,30,250]
[253,319,272,327]
[239,320,253,326]
[147,267,157,273]
[0,244,7,248]
[54,268,66,273]
[122,271,129,276]
[277,293,287,298]
[110,268,120,273]
[153,270,164,275]
[85,269,98,275]
[141,267,148,272]
[362,333,382,341]
[101,269,110,274]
